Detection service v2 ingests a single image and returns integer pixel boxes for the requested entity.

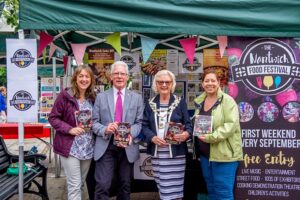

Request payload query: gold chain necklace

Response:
[149,95,181,117]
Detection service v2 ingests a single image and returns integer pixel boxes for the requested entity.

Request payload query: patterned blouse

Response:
[69,99,95,160]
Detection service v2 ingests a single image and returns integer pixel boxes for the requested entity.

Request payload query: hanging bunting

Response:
[63,56,69,74]
[38,31,54,57]
[70,43,87,66]
[42,48,46,65]
[217,36,228,58]
[105,32,121,56]
[140,36,159,63]
[179,37,197,65]
[48,43,58,61]
[83,52,89,64]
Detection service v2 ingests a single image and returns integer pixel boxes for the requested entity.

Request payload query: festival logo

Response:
[120,55,136,70]
[139,156,153,177]
[231,38,300,95]
[183,57,202,72]
[10,49,35,68]
[10,90,36,111]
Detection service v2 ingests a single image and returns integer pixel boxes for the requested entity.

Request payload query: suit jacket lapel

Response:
[107,89,114,121]
[123,89,131,122]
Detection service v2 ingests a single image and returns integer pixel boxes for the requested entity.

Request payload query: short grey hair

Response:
[152,70,176,94]
[110,61,129,74]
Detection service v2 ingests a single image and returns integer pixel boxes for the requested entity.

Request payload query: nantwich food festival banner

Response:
[6,39,38,122]
[229,37,300,200]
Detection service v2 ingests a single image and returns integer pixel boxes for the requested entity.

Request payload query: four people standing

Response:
[49,65,96,200]
[92,61,143,200]
[142,70,192,200]
[49,60,241,199]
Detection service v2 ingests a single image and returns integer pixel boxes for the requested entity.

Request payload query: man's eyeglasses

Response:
[112,72,128,77]
[156,81,172,86]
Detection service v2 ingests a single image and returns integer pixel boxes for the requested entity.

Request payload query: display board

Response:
[229,37,300,200]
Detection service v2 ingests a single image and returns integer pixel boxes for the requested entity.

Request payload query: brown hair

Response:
[202,69,220,82]
[71,65,96,99]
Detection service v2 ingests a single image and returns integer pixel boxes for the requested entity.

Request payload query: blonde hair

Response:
[71,65,96,99]
[0,86,6,93]
[152,70,176,94]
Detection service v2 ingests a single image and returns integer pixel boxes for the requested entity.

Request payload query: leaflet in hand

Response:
[74,110,92,131]
[193,115,213,137]
[164,122,183,145]
[114,122,131,147]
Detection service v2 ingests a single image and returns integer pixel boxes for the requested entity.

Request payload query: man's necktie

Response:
[115,91,123,122]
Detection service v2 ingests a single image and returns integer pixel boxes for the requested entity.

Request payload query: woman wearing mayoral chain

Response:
[142,70,192,200]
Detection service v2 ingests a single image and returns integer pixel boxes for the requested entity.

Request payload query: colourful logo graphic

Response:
[239,102,254,122]
[10,90,36,111]
[257,102,279,122]
[10,49,35,68]
[231,38,300,95]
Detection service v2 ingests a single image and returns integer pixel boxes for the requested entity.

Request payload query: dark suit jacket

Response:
[142,94,192,157]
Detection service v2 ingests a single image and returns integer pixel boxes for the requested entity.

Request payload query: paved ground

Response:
[4,137,159,200]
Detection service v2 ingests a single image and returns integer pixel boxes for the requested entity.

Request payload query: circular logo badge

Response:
[139,156,153,177]
[10,90,36,111]
[239,102,254,122]
[183,57,202,72]
[10,49,35,68]
[257,102,279,122]
[282,101,300,123]
[231,38,300,95]
[120,55,136,70]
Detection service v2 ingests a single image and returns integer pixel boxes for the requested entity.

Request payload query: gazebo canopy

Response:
[19,0,300,37]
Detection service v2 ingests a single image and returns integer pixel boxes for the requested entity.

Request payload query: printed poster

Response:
[39,77,61,122]
[203,48,229,87]
[141,49,167,75]
[115,51,140,73]
[166,49,179,75]
[88,48,114,92]
[229,37,300,200]
[179,52,203,74]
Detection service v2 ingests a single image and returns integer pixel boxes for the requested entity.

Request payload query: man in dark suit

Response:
[92,61,143,200]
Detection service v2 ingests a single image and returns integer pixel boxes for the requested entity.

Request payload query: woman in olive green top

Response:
[194,70,243,200]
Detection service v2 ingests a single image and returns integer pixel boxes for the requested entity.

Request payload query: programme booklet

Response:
[114,122,131,147]
[193,115,213,137]
[164,122,184,145]
[74,110,92,131]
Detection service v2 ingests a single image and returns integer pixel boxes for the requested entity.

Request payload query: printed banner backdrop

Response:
[6,39,38,122]
[6,39,38,80]
[7,80,38,122]
[229,37,300,200]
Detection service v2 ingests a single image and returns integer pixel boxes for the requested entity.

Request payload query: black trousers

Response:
[94,141,133,200]
[86,159,96,200]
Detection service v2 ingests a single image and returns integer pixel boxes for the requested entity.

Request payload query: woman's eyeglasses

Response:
[156,81,172,86]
